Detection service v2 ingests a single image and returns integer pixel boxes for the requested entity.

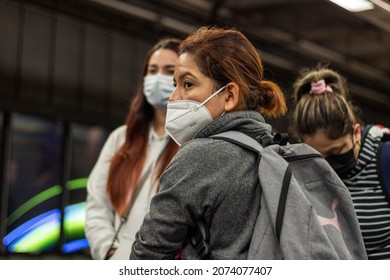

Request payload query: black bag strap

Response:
[189,218,210,259]
[276,165,292,242]
[378,140,390,203]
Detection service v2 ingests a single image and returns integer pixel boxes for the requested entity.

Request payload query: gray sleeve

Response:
[130,139,223,259]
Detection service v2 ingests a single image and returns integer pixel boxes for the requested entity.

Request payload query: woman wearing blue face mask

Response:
[85,38,180,260]
[130,26,287,260]
[290,65,390,259]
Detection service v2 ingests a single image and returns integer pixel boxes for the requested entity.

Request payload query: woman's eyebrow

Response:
[147,64,158,69]
[163,64,176,70]
[177,71,196,80]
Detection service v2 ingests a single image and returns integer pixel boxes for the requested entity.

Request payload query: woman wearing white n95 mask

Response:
[130,27,287,260]
[85,38,180,260]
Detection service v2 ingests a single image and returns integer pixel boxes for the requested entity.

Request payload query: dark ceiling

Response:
[72,0,390,111]
[15,0,390,123]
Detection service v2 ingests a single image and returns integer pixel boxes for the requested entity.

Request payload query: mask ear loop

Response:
[351,124,362,149]
[196,85,227,108]
[351,130,361,160]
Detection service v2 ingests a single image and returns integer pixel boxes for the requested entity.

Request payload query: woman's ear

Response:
[224,82,239,112]
[354,123,362,144]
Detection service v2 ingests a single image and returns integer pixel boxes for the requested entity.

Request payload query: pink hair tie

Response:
[309,79,333,95]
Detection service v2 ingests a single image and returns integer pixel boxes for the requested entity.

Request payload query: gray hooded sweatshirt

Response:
[130,110,272,260]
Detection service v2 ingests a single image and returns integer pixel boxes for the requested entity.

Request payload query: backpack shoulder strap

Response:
[378,140,390,202]
[212,130,291,243]
[189,131,263,259]
[365,124,390,203]
[210,130,264,153]
[191,130,292,258]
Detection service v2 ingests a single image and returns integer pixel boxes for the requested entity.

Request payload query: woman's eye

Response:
[184,81,193,89]
[166,69,175,75]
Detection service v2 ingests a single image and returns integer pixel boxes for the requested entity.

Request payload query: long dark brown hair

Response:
[107,38,180,216]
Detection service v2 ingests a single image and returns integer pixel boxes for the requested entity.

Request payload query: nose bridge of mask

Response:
[166,85,227,123]
[145,73,173,85]
[167,100,202,122]
[168,85,227,113]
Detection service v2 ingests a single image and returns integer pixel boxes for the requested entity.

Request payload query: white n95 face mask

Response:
[143,74,175,108]
[165,85,226,146]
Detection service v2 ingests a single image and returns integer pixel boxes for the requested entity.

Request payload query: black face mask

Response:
[326,147,356,179]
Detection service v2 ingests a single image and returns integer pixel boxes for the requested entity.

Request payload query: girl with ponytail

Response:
[291,65,390,259]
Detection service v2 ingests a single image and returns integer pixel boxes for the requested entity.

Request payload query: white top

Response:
[85,125,170,259]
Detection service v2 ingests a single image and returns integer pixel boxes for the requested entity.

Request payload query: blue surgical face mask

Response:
[165,85,226,146]
[143,74,175,109]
